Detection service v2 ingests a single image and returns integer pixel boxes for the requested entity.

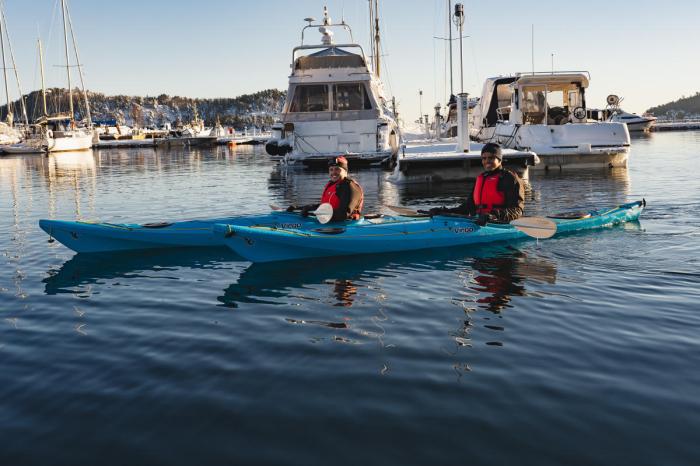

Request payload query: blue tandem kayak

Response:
[38,212,319,253]
[213,200,645,263]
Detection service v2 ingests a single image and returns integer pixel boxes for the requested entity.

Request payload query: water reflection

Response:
[219,243,557,311]
[469,249,557,313]
[43,248,237,295]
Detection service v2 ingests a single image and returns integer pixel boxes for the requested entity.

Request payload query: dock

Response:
[651,120,700,132]
[94,139,156,149]
[388,140,538,184]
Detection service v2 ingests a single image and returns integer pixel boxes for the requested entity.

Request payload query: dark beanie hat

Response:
[481,142,502,160]
[329,156,349,172]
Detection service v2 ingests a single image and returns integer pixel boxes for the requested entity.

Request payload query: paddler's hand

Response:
[300,206,312,217]
[474,213,493,226]
[427,206,447,216]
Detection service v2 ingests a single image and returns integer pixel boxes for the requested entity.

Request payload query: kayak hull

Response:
[39,213,316,253]
[214,201,645,263]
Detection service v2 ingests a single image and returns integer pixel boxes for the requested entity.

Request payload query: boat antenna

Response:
[453,3,465,94]
[531,24,534,75]
[551,53,554,74]
[60,0,74,123]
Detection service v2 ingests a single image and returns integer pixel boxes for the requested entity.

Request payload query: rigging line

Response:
[0,0,29,125]
[65,0,92,125]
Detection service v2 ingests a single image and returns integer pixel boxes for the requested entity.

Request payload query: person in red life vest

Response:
[426,143,524,225]
[287,156,364,222]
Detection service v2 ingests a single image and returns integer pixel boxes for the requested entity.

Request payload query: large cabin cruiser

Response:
[265,8,400,167]
[470,72,630,170]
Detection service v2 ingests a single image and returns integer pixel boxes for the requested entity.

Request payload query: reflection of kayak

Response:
[214,200,645,263]
[39,212,319,253]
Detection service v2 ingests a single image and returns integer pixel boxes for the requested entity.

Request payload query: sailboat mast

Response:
[0,8,12,124]
[38,39,47,117]
[373,0,380,79]
[61,0,74,122]
[66,5,92,127]
[447,0,453,97]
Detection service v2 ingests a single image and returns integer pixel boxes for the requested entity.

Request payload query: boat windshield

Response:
[289,85,330,112]
[332,83,372,111]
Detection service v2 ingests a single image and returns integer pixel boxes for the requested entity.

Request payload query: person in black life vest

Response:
[426,142,524,225]
[287,156,364,222]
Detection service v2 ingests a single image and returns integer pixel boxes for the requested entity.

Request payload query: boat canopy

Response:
[477,77,517,127]
[514,73,589,89]
[295,47,366,71]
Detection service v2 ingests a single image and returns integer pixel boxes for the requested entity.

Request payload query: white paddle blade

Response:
[313,203,334,224]
[386,205,419,216]
[269,203,283,211]
[510,217,557,239]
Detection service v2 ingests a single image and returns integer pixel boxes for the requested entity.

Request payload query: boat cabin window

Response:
[522,89,546,124]
[495,84,512,121]
[289,85,330,112]
[333,83,372,111]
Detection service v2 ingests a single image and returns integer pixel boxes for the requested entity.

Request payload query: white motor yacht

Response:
[608,108,656,132]
[470,72,630,170]
[265,7,400,167]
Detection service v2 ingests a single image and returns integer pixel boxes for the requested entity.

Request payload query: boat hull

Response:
[48,132,93,152]
[216,201,645,263]
[39,213,318,253]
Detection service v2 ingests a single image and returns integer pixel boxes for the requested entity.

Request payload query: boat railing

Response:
[301,19,353,44]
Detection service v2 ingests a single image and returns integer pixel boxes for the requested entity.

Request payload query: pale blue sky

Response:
[3,0,699,118]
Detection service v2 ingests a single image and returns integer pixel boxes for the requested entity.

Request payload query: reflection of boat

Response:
[215,200,645,263]
[49,150,96,172]
[43,247,237,295]
[39,211,322,253]
[265,5,400,166]
[470,72,630,170]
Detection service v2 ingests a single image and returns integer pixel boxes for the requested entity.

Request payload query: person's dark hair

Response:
[481,142,501,155]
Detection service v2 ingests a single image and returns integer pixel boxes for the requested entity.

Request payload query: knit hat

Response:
[329,156,349,172]
[481,142,502,160]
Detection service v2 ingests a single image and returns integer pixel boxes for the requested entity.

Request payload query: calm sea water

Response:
[1,132,699,465]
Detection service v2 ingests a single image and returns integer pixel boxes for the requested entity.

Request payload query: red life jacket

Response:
[473,171,506,214]
[321,180,341,209]
[320,178,364,220]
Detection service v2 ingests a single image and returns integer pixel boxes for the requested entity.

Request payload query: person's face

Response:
[481,151,502,171]
[329,166,345,182]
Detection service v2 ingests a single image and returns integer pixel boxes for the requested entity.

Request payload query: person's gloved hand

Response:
[474,213,493,226]
[300,205,313,217]
[286,205,297,212]
[428,206,448,216]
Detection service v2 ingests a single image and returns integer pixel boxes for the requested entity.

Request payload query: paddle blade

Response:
[314,203,334,224]
[510,217,557,239]
[269,203,283,211]
[386,205,423,216]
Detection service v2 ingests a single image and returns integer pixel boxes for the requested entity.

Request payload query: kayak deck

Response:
[39,212,320,253]
[215,200,645,263]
